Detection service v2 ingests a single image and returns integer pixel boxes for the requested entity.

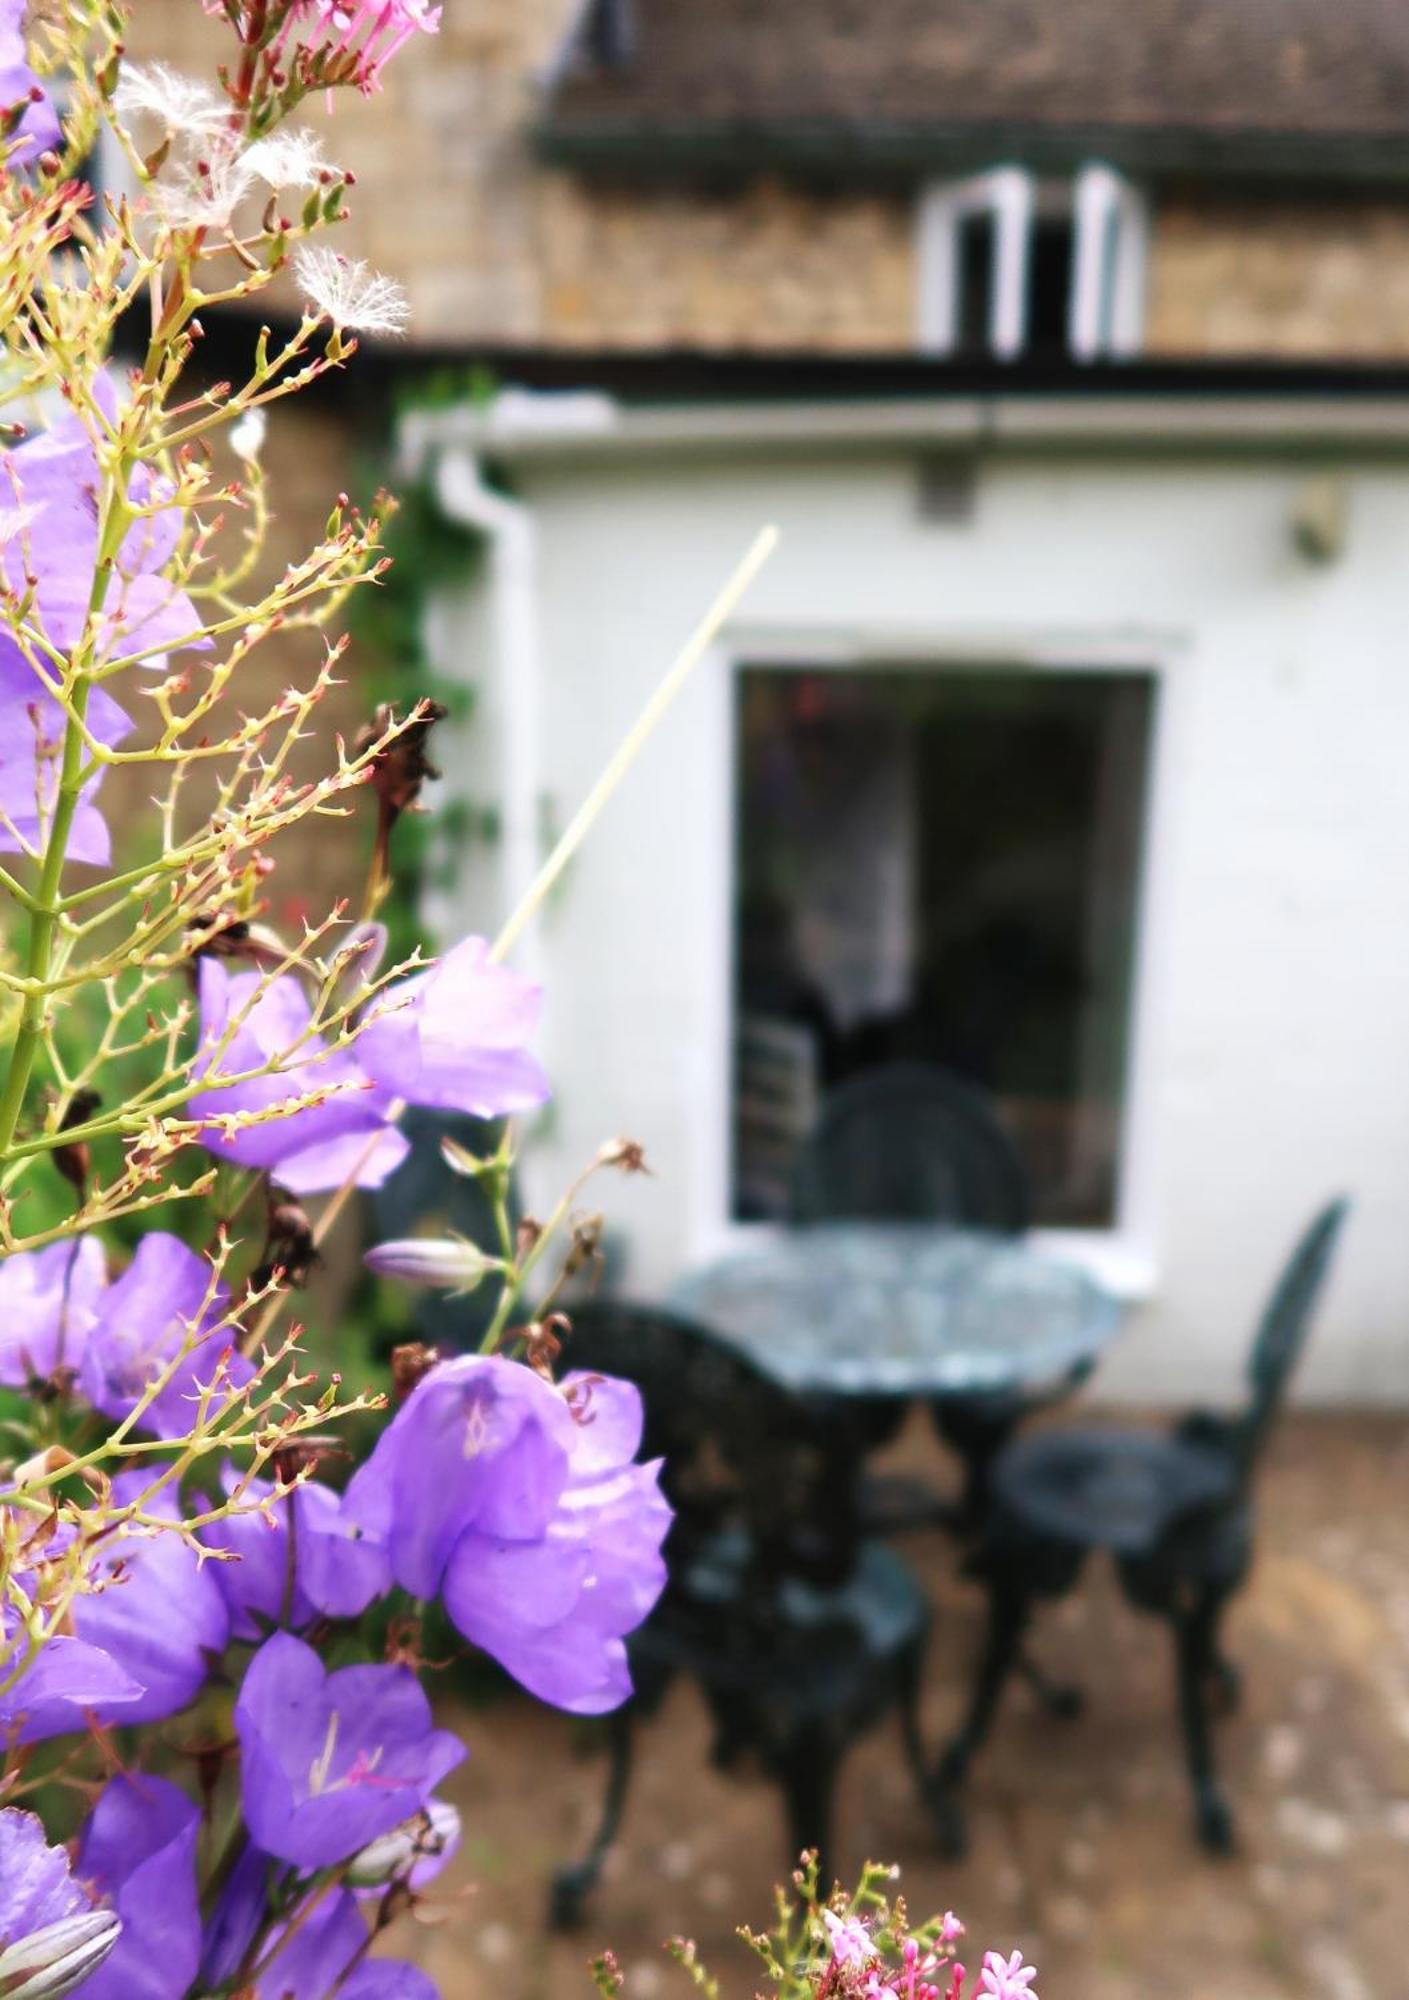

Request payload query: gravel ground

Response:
[400,1412,1409,2000]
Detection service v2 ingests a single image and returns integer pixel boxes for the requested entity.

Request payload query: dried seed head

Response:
[389,1341,442,1401]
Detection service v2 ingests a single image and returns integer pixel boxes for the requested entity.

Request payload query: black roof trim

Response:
[535,116,1409,190]
[139,309,1409,407]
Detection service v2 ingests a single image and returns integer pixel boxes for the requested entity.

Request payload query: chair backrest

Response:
[561,1299,861,1591]
[788,1060,1031,1233]
[1237,1197,1350,1470]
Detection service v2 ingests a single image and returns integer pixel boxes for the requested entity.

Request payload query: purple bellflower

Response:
[0,1806,89,1940]
[198,1846,273,1994]
[346,1356,670,1713]
[74,1775,202,2000]
[80,1230,249,1439]
[201,1464,391,1641]
[0,1516,145,1745]
[233,1632,465,1871]
[70,1471,230,1723]
[0,1638,143,1747]
[0,648,135,869]
[0,0,62,162]
[189,958,409,1194]
[253,1886,438,2000]
[0,1236,107,1386]
[357,935,549,1119]
[0,1806,121,1997]
[0,398,206,867]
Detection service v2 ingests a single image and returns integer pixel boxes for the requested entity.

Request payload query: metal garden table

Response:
[670,1222,1124,1525]
[671,1222,1122,1399]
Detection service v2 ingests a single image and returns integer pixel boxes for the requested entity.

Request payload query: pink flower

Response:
[823,1908,877,1970]
[296,1,440,92]
[204,0,439,92]
[977,1949,1039,1999]
[940,1914,965,1944]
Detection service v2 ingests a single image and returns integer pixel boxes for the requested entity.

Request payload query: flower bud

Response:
[440,1135,492,1179]
[11,1444,76,1486]
[344,1799,461,1889]
[364,1235,495,1294]
[0,1909,122,1998]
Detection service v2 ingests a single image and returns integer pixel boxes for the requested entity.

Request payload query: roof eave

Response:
[534,115,1409,188]
[402,384,1409,468]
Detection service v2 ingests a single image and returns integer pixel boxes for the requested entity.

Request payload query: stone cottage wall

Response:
[129,2,1409,359]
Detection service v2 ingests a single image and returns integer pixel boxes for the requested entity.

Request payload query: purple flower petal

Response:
[0,1236,107,1385]
[75,1775,202,2000]
[71,1472,230,1723]
[251,1886,439,2000]
[0,1632,144,1745]
[0,1,61,161]
[347,1356,670,1713]
[233,1633,465,1872]
[189,959,406,1194]
[201,1466,390,1642]
[344,1355,576,1599]
[79,1231,247,1440]
[0,1805,90,1942]
[358,936,549,1119]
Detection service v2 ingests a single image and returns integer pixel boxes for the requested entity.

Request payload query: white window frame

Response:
[1070,163,1149,359]
[916,168,1035,359]
[694,627,1186,1300]
[916,163,1148,362]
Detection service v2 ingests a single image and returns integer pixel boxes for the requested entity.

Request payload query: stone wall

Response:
[1145,198,1409,358]
[100,389,391,922]
[538,177,915,349]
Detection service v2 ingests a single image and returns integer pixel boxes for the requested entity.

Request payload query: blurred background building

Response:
[135,0,1409,1404]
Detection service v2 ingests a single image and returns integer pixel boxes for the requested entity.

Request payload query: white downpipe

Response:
[432,448,543,990]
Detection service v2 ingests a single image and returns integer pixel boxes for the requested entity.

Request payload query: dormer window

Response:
[916,164,1147,361]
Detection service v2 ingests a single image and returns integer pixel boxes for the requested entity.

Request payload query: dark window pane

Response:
[732,666,1156,1227]
[1029,214,1075,350]
[955,210,996,353]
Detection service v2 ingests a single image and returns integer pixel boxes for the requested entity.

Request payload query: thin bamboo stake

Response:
[489,522,779,965]
[292,523,780,1273]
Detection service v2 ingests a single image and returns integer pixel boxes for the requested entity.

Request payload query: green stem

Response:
[0,486,133,1156]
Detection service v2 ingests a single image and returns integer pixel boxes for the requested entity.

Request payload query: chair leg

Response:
[1207,1622,1242,1715]
[778,1726,841,1893]
[896,1629,954,1845]
[932,1584,1029,1859]
[1016,1647,1084,1720]
[548,1705,636,1929]
[1173,1596,1235,1855]
[933,1398,1022,1536]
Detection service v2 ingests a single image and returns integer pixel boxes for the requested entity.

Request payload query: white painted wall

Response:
[429,439,1409,1407]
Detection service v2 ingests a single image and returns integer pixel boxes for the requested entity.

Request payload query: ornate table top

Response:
[670,1223,1123,1399]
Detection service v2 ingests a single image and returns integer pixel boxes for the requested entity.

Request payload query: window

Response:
[731,665,1156,1228]
[917,169,1033,358]
[916,164,1146,360]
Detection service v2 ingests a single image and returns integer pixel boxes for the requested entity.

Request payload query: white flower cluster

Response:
[113,66,336,228]
[293,245,409,337]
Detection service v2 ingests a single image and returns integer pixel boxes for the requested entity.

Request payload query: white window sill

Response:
[1028,1229,1157,1301]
